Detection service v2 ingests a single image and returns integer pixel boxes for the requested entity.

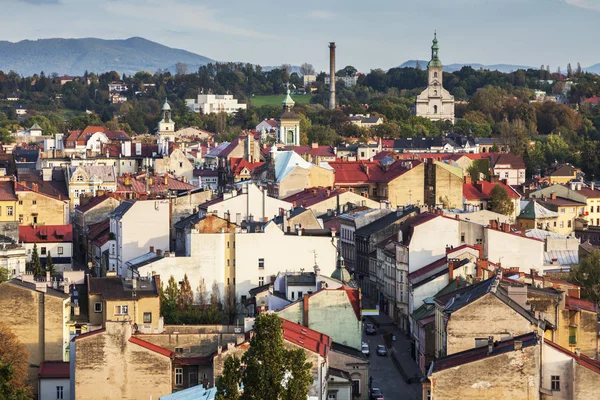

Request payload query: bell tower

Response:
[158,99,175,156]
[278,88,300,146]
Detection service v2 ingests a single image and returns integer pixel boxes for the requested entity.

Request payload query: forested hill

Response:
[0,37,213,76]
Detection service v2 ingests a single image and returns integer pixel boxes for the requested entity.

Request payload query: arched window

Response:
[433,105,438,114]
[434,72,438,78]
[434,90,438,96]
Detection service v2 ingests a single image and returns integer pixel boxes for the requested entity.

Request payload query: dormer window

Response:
[76,176,83,182]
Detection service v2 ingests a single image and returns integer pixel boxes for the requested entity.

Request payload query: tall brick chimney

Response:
[328,42,336,110]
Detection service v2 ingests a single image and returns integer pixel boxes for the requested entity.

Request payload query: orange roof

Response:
[329,160,420,185]
[463,180,520,201]
[229,157,265,176]
[281,318,331,357]
[128,336,174,358]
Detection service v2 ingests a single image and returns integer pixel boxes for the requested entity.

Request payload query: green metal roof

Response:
[282,89,295,108]
[518,201,559,220]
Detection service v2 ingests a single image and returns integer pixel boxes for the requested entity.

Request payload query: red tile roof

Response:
[343,288,361,320]
[0,180,17,200]
[86,219,110,242]
[229,157,265,176]
[282,187,350,208]
[39,361,70,379]
[565,296,596,313]
[463,180,520,201]
[281,318,331,357]
[19,225,72,243]
[129,336,174,358]
[408,255,446,280]
[329,160,420,185]
[491,153,526,169]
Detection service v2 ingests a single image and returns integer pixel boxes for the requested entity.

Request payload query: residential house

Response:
[87,274,162,333]
[38,361,70,400]
[517,200,559,231]
[279,143,337,164]
[329,343,369,400]
[198,183,291,223]
[228,157,265,183]
[490,153,526,185]
[0,278,71,397]
[85,219,111,275]
[66,165,117,209]
[425,160,464,209]
[347,114,383,128]
[538,194,585,235]
[530,182,600,228]
[255,148,334,199]
[272,206,322,232]
[255,119,278,133]
[19,225,73,272]
[114,172,196,200]
[185,94,247,115]
[282,187,381,218]
[524,228,579,272]
[154,147,195,183]
[0,179,19,222]
[107,81,128,92]
[462,176,521,220]
[108,199,170,274]
[329,159,424,208]
[71,321,172,400]
[194,168,219,190]
[548,163,579,184]
[474,138,508,153]
[73,194,120,263]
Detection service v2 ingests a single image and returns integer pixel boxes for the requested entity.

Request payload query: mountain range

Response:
[0,37,213,77]
[0,37,598,77]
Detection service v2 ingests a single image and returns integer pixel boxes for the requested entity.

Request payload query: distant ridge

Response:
[398,60,534,73]
[0,37,214,76]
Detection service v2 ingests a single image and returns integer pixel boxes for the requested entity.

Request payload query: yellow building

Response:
[87,274,162,333]
[539,194,585,234]
[517,199,559,231]
[548,164,578,184]
[0,179,18,222]
[15,182,69,225]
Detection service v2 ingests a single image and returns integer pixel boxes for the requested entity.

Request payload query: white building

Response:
[108,82,128,92]
[20,225,73,273]
[108,200,170,275]
[415,33,455,123]
[325,75,358,87]
[0,242,27,279]
[199,183,292,223]
[185,94,247,115]
[38,361,70,400]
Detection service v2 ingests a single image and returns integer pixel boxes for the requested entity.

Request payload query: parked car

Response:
[365,323,376,335]
[370,388,384,400]
[361,342,370,357]
[376,345,387,356]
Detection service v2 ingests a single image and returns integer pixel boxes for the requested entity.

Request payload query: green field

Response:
[249,94,312,107]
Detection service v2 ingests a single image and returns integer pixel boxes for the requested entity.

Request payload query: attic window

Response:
[76,176,83,181]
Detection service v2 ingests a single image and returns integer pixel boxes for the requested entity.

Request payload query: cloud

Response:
[20,0,60,4]
[307,10,334,20]
[562,0,600,11]
[103,0,275,39]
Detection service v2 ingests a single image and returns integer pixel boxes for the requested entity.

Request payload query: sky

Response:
[2,0,600,72]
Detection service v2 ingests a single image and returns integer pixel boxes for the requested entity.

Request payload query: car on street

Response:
[365,323,376,335]
[361,342,370,357]
[370,388,384,400]
[376,344,387,356]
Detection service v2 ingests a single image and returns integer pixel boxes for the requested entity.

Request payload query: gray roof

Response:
[110,200,135,220]
[286,273,316,286]
[355,206,416,237]
[88,276,158,300]
[7,279,70,299]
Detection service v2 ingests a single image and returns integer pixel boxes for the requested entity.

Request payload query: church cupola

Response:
[161,98,172,123]
[282,88,295,112]
[158,98,176,156]
[278,86,300,146]
[428,32,442,68]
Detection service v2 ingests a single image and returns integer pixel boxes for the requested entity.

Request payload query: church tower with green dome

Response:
[416,32,455,123]
[278,87,300,146]
[158,98,176,155]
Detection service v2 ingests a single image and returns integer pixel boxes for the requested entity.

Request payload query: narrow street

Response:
[363,328,421,400]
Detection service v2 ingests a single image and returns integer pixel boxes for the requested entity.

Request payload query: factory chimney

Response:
[328,42,336,110]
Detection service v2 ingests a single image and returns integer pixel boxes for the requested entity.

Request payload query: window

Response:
[18,200,22,205]
[94,302,102,313]
[434,72,438,78]
[551,375,560,391]
[258,258,264,269]
[175,368,183,386]
[227,259,230,266]
[7,206,12,216]
[560,208,565,213]
[560,221,564,228]
[114,305,128,315]
[179,162,183,168]
[227,241,230,248]
[569,326,577,345]
[476,238,483,245]
[433,105,438,114]
[568,220,572,228]
[33,216,38,224]
[41,247,47,255]
[175,347,184,354]
[460,233,465,243]
[426,389,431,400]
[76,175,83,181]
[143,312,152,323]
[298,291,303,298]
[291,291,295,300]
[189,370,198,386]
[597,206,600,213]
[328,394,337,400]
[32,200,36,205]
[58,246,63,255]
[352,380,360,397]
[258,276,264,286]
[56,386,64,400]
[504,172,509,178]
[18,215,23,223]
[241,295,247,303]
[571,207,575,213]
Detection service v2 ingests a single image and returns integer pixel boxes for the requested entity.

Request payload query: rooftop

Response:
[87,276,159,301]
[38,361,70,379]
[19,225,73,243]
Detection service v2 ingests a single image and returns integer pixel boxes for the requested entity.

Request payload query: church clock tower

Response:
[278,88,300,146]
[158,99,175,156]
[415,32,455,123]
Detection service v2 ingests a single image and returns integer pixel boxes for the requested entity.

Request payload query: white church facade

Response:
[416,33,455,123]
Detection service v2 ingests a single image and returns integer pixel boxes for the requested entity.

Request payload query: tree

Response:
[299,63,315,76]
[175,62,188,76]
[196,278,208,306]
[215,355,242,400]
[45,251,54,276]
[177,274,194,311]
[0,268,8,283]
[489,184,515,216]
[223,285,238,324]
[0,323,31,398]
[282,348,313,400]
[569,249,600,306]
[576,62,582,76]
[242,314,285,400]
[27,243,44,278]
[567,63,572,77]
[160,275,180,324]
[415,60,422,70]
[280,64,292,75]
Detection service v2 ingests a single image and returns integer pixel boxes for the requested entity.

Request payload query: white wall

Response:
[203,184,292,222]
[117,200,170,275]
[542,342,573,399]
[24,242,72,261]
[235,224,337,298]
[484,228,544,272]
[39,378,70,400]
[408,217,460,274]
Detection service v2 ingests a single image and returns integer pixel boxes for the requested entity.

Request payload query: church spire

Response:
[428,31,442,68]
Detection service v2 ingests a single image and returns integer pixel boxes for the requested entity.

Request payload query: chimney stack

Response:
[328,42,336,110]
